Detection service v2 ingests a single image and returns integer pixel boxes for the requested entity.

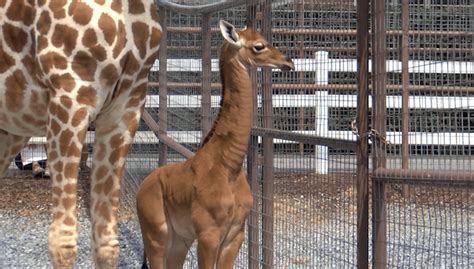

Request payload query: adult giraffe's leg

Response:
[0,131,30,175]
[46,95,90,268]
[89,100,144,268]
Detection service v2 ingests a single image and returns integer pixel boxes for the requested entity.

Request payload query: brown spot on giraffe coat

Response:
[68,1,93,25]
[37,11,52,35]
[49,74,76,93]
[49,102,69,124]
[132,22,149,59]
[100,64,119,87]
[71,108,88,127]
[98,13,116,45]
[0,44,15,73]
[77,86,97,107]
[82,29,107,62]
[72,51,97,81]
[2,24,28,52]
[113,21,127,58]
[39,52,68,75]
[51,24,78,56]
[128,0,145,14]
[64,162,79,179]
[62,197,76,210]
[5,70,27,112]
[49,0,67,19]
[95,165,108,180]
[111,0,122,13]
[121,52,140,75]
[59,129,74,156]
[6,0,34,26]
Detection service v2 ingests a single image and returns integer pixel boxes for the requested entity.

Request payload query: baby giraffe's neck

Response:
[196,44,253,175]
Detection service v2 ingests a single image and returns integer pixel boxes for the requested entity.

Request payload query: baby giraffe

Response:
[137,20,294,269]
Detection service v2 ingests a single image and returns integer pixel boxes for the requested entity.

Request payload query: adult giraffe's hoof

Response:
[94,244,119,269]
[48,225,77,269]
[49,245,77,269]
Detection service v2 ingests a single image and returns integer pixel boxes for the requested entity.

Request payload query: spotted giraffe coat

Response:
[0,0,161,267]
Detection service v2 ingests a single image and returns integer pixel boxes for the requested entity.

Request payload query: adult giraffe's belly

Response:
[0,78,49,137]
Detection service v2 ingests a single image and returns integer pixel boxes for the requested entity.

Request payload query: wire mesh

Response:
[372,0,474,267]
[3,0,472,268]
[375,181,473,268]
[383,0,474,172]
[266,1,359,267]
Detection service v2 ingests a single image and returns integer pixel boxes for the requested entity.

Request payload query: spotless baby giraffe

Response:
[137,20,294,269]
[0,1,161,268]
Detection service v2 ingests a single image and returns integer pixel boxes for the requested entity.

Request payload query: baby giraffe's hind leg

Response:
[166,231,193,268]
[217,224,246,269]
[0,131,30,175]
[137,175,169,269]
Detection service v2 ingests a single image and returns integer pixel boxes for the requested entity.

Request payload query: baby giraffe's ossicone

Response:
[137,20,294,269]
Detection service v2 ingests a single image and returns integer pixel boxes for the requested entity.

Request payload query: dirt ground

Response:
[0,170,135,220]
[1,170,469,220]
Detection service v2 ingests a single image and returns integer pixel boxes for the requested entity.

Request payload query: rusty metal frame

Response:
[356,0,370,267]
[144,1,473,268]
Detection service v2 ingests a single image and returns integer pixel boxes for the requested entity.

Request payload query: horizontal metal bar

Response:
[142,109,194,159]
[166,26,474,37]
[250,127,357,150]
[148,82,474,94]
[164,45,473,54]
[156,0,255,14]
[158,134,194,159]
[373,168,474,186]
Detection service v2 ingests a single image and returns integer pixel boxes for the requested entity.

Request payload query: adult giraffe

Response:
[0,1,161,268]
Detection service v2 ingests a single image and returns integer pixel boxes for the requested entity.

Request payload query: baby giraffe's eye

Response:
[252,43,266,53]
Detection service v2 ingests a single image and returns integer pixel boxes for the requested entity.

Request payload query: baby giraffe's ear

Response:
[219,20,242,48]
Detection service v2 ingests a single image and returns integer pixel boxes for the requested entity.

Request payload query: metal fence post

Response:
[315,51,329,174]
[246,3,260,269]
[372,0,388,267]
[158,8,168,166]
[201,12,212,140]
[401,0,410,197]
[356,0,369,268]
[261,0,274,268]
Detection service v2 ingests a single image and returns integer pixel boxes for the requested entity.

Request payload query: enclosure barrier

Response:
[141,0,474,268]
[16,0,473,268]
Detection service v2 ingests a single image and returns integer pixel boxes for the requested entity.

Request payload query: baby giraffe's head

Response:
[219,20,295,71]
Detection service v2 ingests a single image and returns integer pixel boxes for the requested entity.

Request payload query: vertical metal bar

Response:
[158,8,168,166]
[401,0,409,170]
[261,0,274,268]
[356,0,369,268]
[246,4,260,269]
[401,0,410,197]
[201,13,212,140]
[372,0,388,267]
[297,0,305,156]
